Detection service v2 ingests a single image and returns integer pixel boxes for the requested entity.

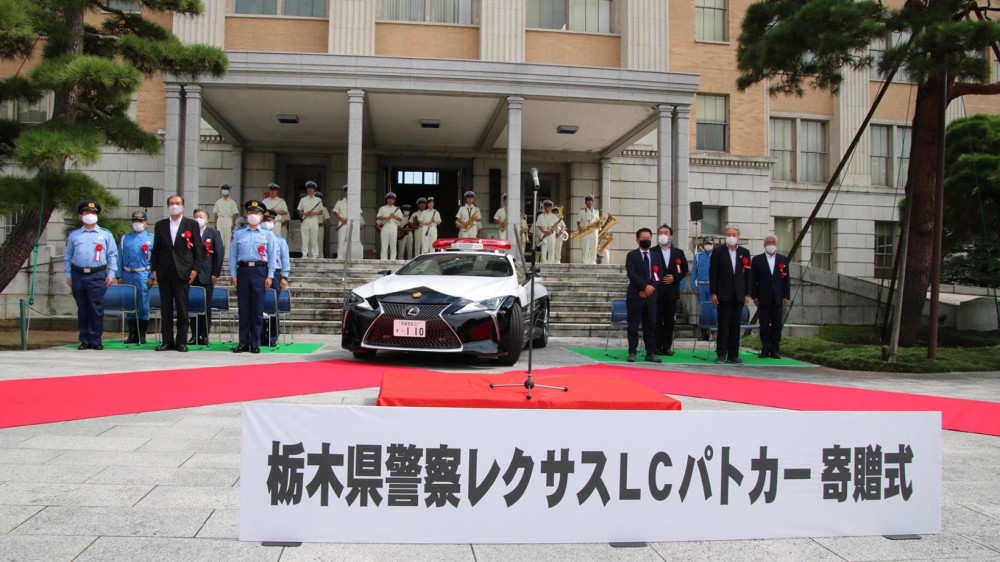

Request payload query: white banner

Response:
[240,405,941,543]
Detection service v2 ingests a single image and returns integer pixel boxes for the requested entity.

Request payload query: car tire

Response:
[532,303,549,348]
[352,350,376,360]
[496,305,523,366]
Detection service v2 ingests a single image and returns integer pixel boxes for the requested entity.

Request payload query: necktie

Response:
[642,251,650,283]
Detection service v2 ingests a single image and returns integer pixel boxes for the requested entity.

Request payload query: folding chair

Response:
[187,285,208,348]
[692,297,718,360]
[148,286,161,343]
[210,287,233,344]
[262,288,279,348]
[277,289,292,344]
[103,284,139,345]
[604,298,644,355]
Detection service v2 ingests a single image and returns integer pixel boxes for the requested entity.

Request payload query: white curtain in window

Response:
[527,0,568,30]
[234,0,278,15]
[382,0,424,21]
[695,0,727,41]
[896,126,912,188]
[769,118,794,181]
[870,125,890,186]
[800,120,827,183]
[430,0,473,24]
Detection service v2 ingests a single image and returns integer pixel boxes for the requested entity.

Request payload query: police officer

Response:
[691,235,717,340]
[455,191,481,238]
[65,201,118,350]
[117,211,153,344]
[264,183,289,237]
[297,180,323,258]
[230,200,279,353]
[376,192,403,260]
[260,209,290,347]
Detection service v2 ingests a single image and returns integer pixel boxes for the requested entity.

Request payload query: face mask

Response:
[765,245,777,255]
[725,236,738,247]
[81,214,98,226]
[247,214,262,226]
[704,244,714,253]
[220,190,230,196]
[638,239,652,249]
[261,221,274,231]
[195,217,207,229]
[131,222,145,233]
[168,204,183,216]
[657,234,670,246]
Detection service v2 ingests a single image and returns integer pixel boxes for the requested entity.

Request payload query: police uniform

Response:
[64,201,118,350]
[577,196,601,265]
[260,209,290,346]
[230,200,280,353]
[212,185,239,258]
[117,211,154,343]
[535,202,560,264]
[297,181,323,258]
[264,183,289,238]
[397,204,415,261]
[376,193,404,260]
[692,236,717,339]
[419,197,441,252]
[455,191,481,238]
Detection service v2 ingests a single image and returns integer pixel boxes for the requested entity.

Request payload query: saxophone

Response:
[596,214,617,254]
[570,209,602,240]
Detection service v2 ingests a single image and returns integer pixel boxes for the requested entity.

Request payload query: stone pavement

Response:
[0,336,998,562]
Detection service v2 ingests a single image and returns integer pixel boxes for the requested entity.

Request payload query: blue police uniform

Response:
[64,201,118,349]
[260,213,290,346]
[691,246,717,337]
[117,212,154,343]
[230,200,279,352]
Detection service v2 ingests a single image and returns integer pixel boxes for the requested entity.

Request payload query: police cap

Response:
[130,211,147,221]
[245,199,266,213]
[542,200,554,207]
[262,209,276,221]
[585,194,595,201]
[305,181,317,189]
[78,201,101,215]
[416,197,427,204]
[464,191,475,198]
[267,183,279,191]
[385,192,397,200]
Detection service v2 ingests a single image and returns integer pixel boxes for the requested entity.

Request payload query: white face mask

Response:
[195,217,207,229]
[81,214,98,226]
[704,244,714,253]
[261,221,274,231]
[220,189,230,196]
[168,204,183,217]
[725,236,739,247]
[657,234,670,246]
[247,214,262,226]
[131,222,145,233]
[765,245,777,255]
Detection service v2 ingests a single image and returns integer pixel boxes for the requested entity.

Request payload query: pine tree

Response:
[0,0,226,292]
[736,0,1000,346]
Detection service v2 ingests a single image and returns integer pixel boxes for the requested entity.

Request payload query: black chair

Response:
[103,284,139,346]
[210,287,233,344]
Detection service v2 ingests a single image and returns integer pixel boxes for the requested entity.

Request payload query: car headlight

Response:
[345,291,373,311]
[455,297,505,314]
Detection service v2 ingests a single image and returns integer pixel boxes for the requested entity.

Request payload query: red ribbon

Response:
[141,242,149,260]
[652,265,660,282]
[94,243,103,262]
[204,240,213,255]
[675,258,682,274]
[182,230,192,249]
[258,244,266,261]
[742,256,751,272]
[778,262,787,279]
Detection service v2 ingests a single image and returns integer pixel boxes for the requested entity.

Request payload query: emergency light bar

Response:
[432,238,512,252]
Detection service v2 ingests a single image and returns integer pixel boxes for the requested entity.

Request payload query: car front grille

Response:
[363,302,462,350]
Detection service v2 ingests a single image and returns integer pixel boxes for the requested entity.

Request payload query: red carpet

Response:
[0,360,389,428]
[550,363,1000,437]
[376,369,681,410]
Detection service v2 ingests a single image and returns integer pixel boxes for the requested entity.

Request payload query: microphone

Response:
[530,168,540,188]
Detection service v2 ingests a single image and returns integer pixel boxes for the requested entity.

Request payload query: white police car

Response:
[341,238,550,365]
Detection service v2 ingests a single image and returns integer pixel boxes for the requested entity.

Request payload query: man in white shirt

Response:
[211,184,239,258]
[576,194,601,265]
[535,200,560,264]
[264,183,289,238]
[493,193,508,237]
[296,180,323,258]
[376,192,404,260]
[455,191,481,238]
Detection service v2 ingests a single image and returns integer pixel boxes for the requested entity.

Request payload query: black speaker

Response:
[689,201,703,222]
[138,186,154,208]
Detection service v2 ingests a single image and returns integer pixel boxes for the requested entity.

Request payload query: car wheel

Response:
[352,349,376,360]
[496,305,523,366]
[532,303,549,348]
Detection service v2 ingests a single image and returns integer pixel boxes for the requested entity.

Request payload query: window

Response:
[702,206,725,236]
[870,31,912,82]
[527,0,612,33]
[874,221,897,279]
[896,126,911,188]
[2,92,53,125]
[774,218,798,258]
[799,120,827,183]
[870,125,890,186]
[696,94,727,152]
[234,0,278,15]
[695,0,727,42]
[105,0,141,13]
[381,0,475,24]
[769,118,794,181]
[811,219,833,271]
[397,171,440,185]
[283,0,327,17]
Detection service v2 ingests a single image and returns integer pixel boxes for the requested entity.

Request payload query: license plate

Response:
[393,320,426,338]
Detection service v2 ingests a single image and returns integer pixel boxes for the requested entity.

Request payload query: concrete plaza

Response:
[0,336,998,562]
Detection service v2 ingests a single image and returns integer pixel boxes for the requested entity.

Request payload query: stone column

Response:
[834,64,870,186]
[672,105,691,250]
[347,89,366,259]
[182,84,202,207]
[173,0,225,47]
[620,0,668,71]
[480,0,525,62]
[163,84,182,196]
[329,0,375,55]
[600,158,612,217]
[506,96,523,252]
[231,147,243,202]
[656,105,673,226]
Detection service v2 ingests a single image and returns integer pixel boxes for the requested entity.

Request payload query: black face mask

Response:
[638,239,652,249]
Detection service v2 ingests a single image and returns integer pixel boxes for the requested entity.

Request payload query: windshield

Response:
[396,253,513,278]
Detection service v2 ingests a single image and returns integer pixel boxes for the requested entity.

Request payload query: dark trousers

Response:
[655,295,679,352]
[158,261,190,346]
[626,292,658,354]
[192,280,214,342]
[716,300,744,359]
[758,304,784,354]
[71,271,107,346]
[237,265,267,347]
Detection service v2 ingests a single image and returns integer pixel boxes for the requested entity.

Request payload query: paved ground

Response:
[0,335,998,562]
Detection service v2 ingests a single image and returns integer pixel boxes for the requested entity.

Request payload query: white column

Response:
[231,147,243,202]
[347,89,366,259]
[182,85,202,207]
[672,105,691,250]
[834,64,871,186]
[329,0,376,55]
[163,84,182,197]
[620,0,668,71]
[173,0,225,47]
[600,158,612,217]
[506,96,523,252]
[656,105,672,226]
[480,0,525,63]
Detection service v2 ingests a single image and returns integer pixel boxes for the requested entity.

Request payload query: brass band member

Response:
[577,194,600,264]
[455,191,481,238]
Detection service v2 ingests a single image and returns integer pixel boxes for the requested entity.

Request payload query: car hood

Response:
[358,275,514,302]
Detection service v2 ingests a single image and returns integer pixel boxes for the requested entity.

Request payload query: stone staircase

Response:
[228,259,682,337]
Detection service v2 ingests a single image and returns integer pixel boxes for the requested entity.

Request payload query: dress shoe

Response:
[770,352,782,359]
[92,344,103,350]
[77,343,91,350]
[663,350,675,356]
[250,346,261,354]
[155,343,175,351]
[124,335,139,345]
[197,338,209,346]
[715,356,727,364]
[728,357,744,364]
[186,337,196,345]
[232,345,248,353]
[626,352,636,363]
[176,344,188,352]
[645,354,663,363]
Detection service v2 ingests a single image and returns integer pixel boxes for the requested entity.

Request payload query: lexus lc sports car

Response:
[341,238,550,365]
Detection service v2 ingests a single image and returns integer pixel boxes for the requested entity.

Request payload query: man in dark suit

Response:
[150,194,205,352]
[709,224,752,364]
[750,234,791,359]
[190,208,224,346]
[624,228,664,363]
[654,224,688,356]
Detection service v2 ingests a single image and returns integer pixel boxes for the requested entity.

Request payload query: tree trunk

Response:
[0,202,59,295]
[898,78,946,346]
